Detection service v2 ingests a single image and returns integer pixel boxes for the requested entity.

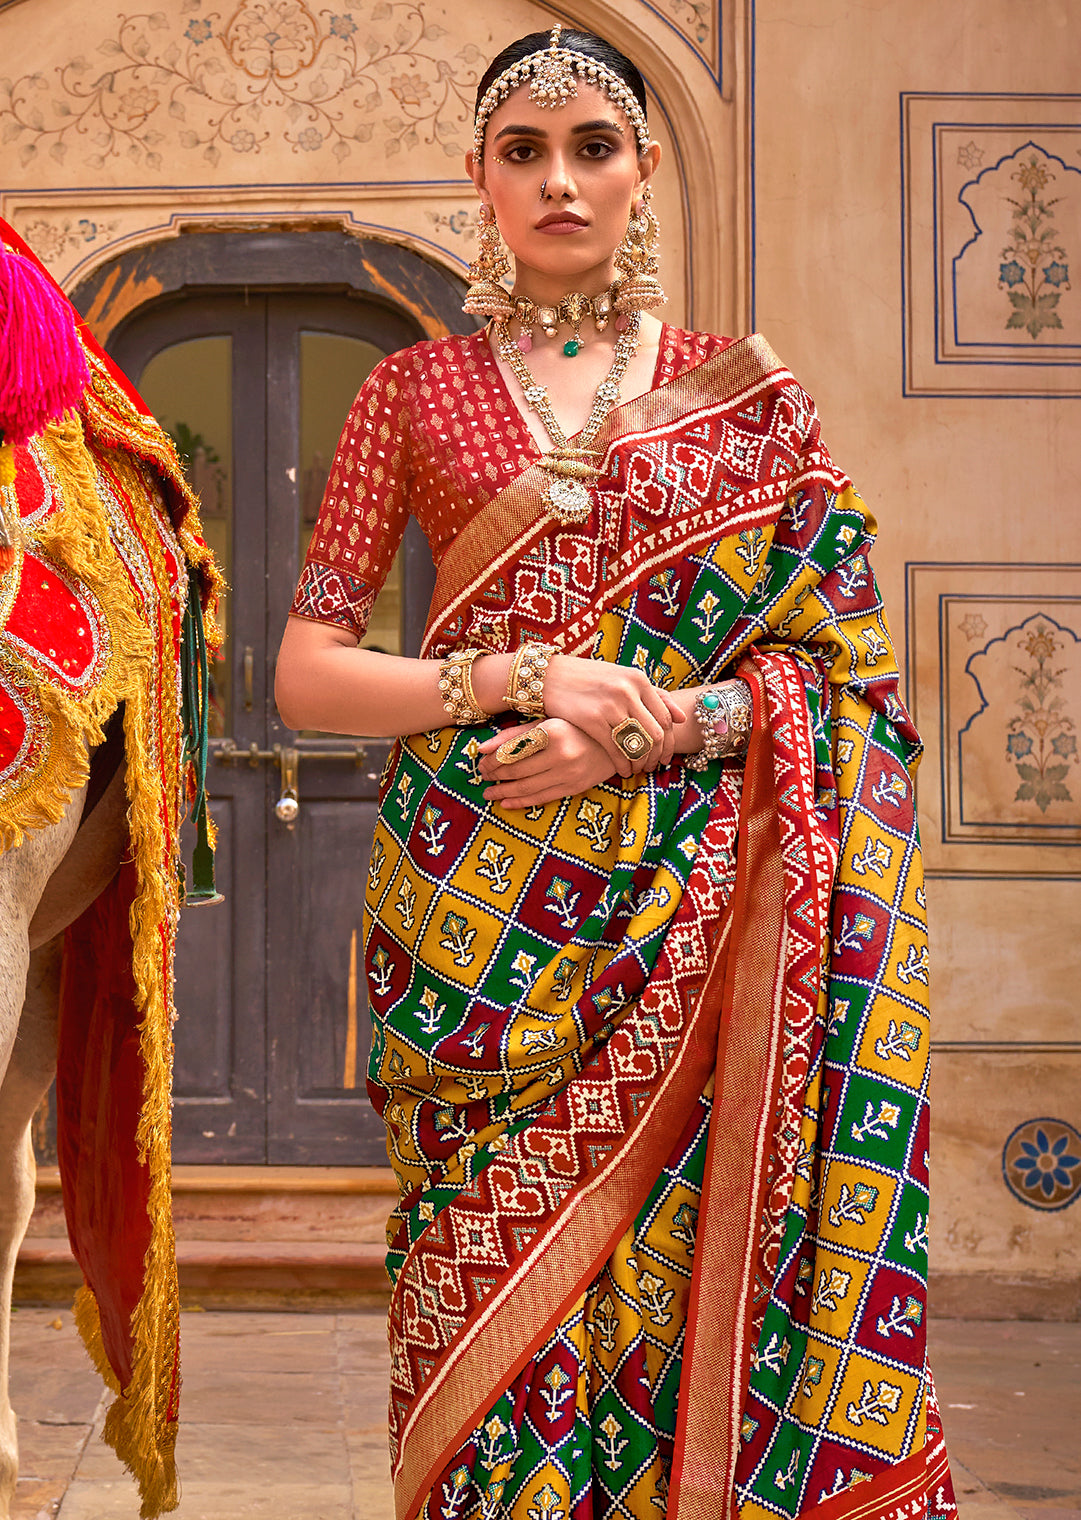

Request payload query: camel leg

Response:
[0,801,84,1516]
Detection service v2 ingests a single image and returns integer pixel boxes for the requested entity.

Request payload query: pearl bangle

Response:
[438,648,489,725]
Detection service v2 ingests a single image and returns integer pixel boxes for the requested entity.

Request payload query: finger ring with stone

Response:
[611,717,654,762]
[495,726,550,765]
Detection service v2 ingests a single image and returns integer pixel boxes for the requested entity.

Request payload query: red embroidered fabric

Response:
[289,324,732,638]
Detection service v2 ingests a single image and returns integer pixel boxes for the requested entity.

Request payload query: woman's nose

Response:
[543,154,577,201]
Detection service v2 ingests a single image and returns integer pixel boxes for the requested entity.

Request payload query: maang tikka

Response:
[463,203,512,320]
[464,28,667,323]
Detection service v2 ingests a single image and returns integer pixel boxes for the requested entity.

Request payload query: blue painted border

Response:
[904,561,1081,878]
[635,0,724,89]
[900,92,1081,399]
[749,0,756,332]
[953,603,1081,832]
[937,591,1081,844]
[947,134,1081,354]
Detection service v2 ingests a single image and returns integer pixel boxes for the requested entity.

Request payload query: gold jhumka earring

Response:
[463,204,512,321]
[613,185,667,316]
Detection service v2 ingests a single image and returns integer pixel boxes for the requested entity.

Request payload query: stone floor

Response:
[8,1309,1080,1519]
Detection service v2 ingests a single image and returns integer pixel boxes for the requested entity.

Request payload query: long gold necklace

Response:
[493,310,641,525]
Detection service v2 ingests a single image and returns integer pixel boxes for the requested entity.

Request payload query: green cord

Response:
[179,567,220,903]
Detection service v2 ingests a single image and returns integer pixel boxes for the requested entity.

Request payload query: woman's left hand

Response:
[477,719,616,809]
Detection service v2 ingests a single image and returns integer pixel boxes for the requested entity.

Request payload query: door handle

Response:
[275,746,299,825]
[213,740,372,826]
[243,646,254,711]
[215,740,369,767]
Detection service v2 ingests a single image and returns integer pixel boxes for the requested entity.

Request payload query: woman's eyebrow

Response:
[492,119,625,142]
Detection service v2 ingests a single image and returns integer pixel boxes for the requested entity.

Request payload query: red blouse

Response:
[290,324,732,639]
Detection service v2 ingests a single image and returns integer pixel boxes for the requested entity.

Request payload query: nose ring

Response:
[539,178,548,200]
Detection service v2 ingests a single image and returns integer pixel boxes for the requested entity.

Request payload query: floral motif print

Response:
[223,0,321,79]
[999,152,1071,340]
[0,0,480,169]
[1005,620,1078,813]
[1003,1119,1081,1210]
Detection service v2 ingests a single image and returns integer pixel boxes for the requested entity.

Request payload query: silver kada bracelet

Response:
[685,679,753,770]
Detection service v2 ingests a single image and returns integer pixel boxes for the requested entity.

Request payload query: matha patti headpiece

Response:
[473,25,651,161]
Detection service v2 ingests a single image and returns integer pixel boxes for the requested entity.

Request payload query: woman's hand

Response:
[540,655,685,776]
[477,719,616,809]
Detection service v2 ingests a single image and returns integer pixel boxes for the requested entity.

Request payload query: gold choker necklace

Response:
[511,287,630,357]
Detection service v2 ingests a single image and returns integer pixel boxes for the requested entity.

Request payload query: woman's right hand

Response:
[476,718,615,809]
[540,655,685,776]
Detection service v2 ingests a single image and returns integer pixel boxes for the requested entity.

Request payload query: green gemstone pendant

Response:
[563,338,581,357]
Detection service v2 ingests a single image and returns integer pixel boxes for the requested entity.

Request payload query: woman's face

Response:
[467,81,660,291]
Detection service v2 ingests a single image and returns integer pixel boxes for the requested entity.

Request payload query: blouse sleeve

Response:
[289,351,414,639]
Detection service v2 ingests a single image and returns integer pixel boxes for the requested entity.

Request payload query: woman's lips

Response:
[535,212,588,234]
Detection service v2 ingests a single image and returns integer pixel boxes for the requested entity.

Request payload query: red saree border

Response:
[807,1420,952,1520]
[419,334,794,658]
[393,903,735,1520]
[669,661,788,1520]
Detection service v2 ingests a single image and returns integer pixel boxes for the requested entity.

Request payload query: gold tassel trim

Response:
[77,446,188,1519]
[0,416,149,851]
[3,357,224,1516]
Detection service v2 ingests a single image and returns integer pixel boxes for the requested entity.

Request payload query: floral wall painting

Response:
[902,93,1081,396]
[0,0,707,325]
[960,611,1080,827]
[905,563,1081,872]
[1002,1118,1081,1212]
[0,0,483,172]
[953,142,1078,348]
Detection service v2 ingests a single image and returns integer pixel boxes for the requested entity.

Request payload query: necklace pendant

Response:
[563,338,581,357]
[545,474,593,525]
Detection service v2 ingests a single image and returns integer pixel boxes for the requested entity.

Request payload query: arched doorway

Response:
[87,232,474,1164]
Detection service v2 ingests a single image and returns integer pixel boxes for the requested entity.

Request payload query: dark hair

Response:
[474,29,648,124]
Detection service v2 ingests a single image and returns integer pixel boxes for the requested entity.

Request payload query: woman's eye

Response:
[504,144,536,162]
[581,139,616,160]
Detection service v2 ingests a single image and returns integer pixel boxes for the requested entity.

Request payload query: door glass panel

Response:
[297,331,404,655]
[138,336,233,736]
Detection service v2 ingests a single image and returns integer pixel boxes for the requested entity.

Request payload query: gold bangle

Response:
[438,648,489,725]
[504,642,556,719]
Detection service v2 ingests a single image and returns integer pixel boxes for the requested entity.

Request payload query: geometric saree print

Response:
[351,334,955,1520]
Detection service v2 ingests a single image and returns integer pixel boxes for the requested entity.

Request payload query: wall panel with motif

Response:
[754,0,1080,1314]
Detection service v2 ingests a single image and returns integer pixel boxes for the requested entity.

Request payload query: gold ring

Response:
[495,726,550,765]
[611,717,654,761]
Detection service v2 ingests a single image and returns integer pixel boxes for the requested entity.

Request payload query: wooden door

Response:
[110,291,433,1164]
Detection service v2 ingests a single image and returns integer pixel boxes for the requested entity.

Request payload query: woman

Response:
[276,27,955,1520]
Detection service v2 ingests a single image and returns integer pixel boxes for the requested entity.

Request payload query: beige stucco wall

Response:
[0,0,746,336]
[753,0,1080,1310]
[3,0,1077,1307]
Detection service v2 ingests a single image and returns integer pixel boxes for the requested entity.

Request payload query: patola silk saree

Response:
[301,330,955,1520]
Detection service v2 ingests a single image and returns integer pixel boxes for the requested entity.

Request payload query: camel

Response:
[0,760,128,1509]
[0,223,220,1518]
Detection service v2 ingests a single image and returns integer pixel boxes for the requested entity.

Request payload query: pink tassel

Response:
[0,247,89,447]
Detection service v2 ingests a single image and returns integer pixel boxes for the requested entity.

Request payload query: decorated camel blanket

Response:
[0,221,221,1517]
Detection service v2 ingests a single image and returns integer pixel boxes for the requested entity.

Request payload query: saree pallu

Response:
[365,336,955,1520]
